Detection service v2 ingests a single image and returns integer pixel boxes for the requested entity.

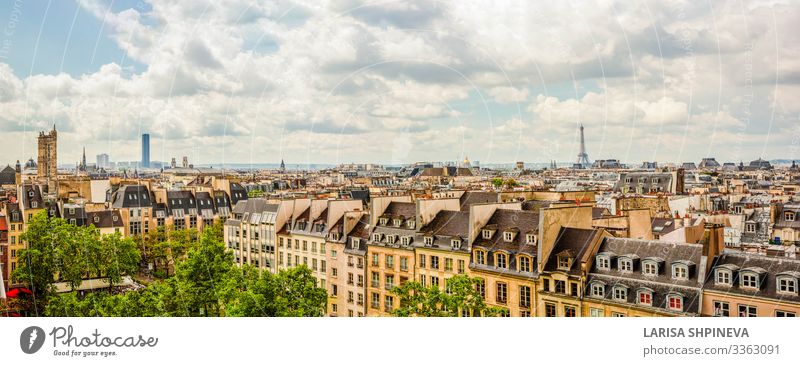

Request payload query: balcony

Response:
[384,284,394,290]
[371,281,379,288]
[371,302,379,309]
[384,305,393,313]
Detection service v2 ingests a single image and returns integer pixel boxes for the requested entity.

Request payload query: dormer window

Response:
[482,229,493,239]
[740,272,759,289]
[625,177,632,183]
[330,233,340,241]
[734,206,743,214]
[112,216,118,222]
[518,256,531,272]
[496,253,508,269]
[745,223,756,233]
[642,261,658,276]
[407,221,415,229]
[612,286,628,302]
[596,255,610,270]
[667,294,683,311]
[393,219,402,227]
[475,250,486,265]
[69,208,75,215]
[558,256,571,270]
[423,236,433,246]
[590,282,605,298]
[379,218,388,226]
[716,269,732,285]
[777,275,798,294]
[503,231,514,242]
[786,212,796,222]
[387,235,396,244]
[31,201,38,208]
[618,258,633,273]
[93,216,99,223]
[451,239,462,250]
[372,233,381,242]
[351,238,360,249]
[526,234,536,245]
[672,263,689,280]
[401,236,411,246]
[637,289,653,306]
[28,190,34,197]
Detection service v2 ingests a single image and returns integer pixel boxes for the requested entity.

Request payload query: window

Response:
[543,279,550,292]
[476,280,485,299]
[445,258,453,271]
[423,236,433,246]
[450,239,461,250]
[611,313,626,317]
[741,273,759,289]
[431,256,440,269]
[401,236,411,246]
[526,234,536,244]
[776,310,796,317]
[407,221,415,229]
[372,233,381,242]
[379,218,388,226]
[331,250,337,258]
[357,275,363,287]
[371,293,380,309]
[371,272,379,288]
[590,282,605,298]
[786,212,796,221]
[419,274,426,286]
[777,277,797,294]
[371,253,379,266]
[738,305,757,317]
[613,286,627,301]
[518,256,531,272]
[496,253,507,269]
[570,282,578,296]
[596,255,610,269]
[713,301,730,317]
[385,255,394,269]
[643,262,658,276]
[672,265,688,279]
[619,258,632,272]
[589,308,604,317]
[496,282,508,304]
[431,276,439,287]
[519,286,531,307]
[558,256,570,270]
[555,280,566,294]
[400,257,408,271]
[746,223,756,233]
[331,284,338,297]
[475,250,485,265]
[716,270,731,285]
[638,291,652,306]
[387,235,396,244]
[667,295,683,311]
[482,229,492,239]
[385,275,394,289]
[457,260,465,274]
[418,254,426,268]
[332,268,338,277]
[564,306,576,317]
[520,310,531,317]
[503,232,513,242]
[545,303,556,317]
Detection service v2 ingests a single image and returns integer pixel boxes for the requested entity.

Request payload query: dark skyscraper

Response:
[141,133,150,168]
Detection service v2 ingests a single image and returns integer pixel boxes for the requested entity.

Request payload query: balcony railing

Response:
[384,284,394,290]
[371,281,379,288]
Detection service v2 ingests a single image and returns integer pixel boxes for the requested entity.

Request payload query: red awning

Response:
[5,288,32,298]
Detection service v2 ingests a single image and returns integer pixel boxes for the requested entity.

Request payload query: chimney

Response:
[683,214,691,228]
[702,222,725,259]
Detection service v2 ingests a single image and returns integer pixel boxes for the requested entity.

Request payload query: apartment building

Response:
[328,211,369,317]
[225,198,288,271]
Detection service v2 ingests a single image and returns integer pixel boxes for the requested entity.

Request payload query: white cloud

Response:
[1,0,798,164]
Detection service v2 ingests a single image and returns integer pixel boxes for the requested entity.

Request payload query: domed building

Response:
[24,158,37,169]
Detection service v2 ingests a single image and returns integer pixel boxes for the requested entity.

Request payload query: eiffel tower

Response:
[576,124,591,169]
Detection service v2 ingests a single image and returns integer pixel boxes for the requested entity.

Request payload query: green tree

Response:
[13,211,64,296]
[247,189,264,198]
[172,226,236,316]
[225,265,327,317]
[491,177,504,188]
[504,178,519,188]
[391,275,505,317]
[99,232,141,288]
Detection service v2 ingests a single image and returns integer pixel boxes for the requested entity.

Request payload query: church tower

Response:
[37,125,58,186]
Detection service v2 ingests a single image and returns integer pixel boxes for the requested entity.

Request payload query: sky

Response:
[0,0,798,167]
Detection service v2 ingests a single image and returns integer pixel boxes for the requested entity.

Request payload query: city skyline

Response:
[0,1,797,165]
